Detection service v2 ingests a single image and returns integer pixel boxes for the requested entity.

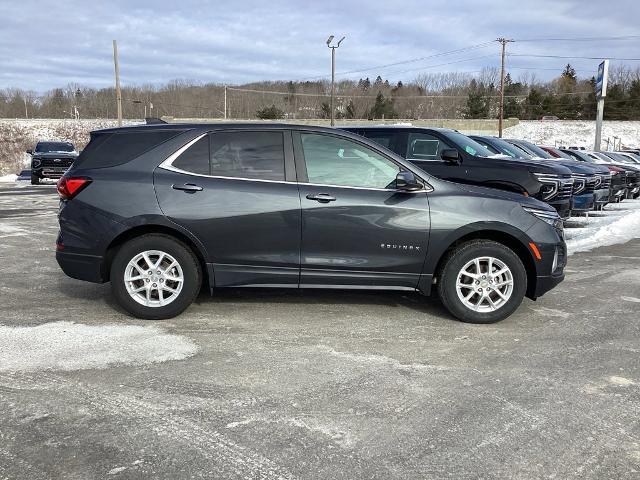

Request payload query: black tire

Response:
[110,234,202,320]
[436,240,527,324]
[30,174,39,185]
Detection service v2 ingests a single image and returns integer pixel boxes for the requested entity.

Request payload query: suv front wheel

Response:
[110,234,202,319]
[437,240,527,323]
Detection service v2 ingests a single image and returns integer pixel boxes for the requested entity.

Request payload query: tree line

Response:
[1,64,639,120]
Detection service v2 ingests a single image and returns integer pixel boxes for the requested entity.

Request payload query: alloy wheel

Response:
[124,250,184,307]
[455,256,514,312]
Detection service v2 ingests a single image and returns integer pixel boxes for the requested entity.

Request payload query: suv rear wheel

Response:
[110,234,202,319]
[437,240,527,323]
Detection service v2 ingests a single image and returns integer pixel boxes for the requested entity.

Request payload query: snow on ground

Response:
[0,174,17,182]
[565,199,640,254]
[0,321,198,373]
[503,120,640,149]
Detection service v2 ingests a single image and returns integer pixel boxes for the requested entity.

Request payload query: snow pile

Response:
[0,321,198,372]
[0,174,17,182]
[565,199,640,254]
[503,120,640,149]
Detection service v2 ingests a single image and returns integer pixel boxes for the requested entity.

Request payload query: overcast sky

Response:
[1,0,639,92]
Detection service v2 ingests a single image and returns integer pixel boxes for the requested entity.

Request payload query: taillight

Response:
[57,176,92,200]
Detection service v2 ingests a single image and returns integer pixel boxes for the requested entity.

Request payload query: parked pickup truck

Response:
[340,126,574,219]
[27,141,78,185]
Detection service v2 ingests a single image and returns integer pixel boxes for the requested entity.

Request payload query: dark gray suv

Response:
[56,123,566,323]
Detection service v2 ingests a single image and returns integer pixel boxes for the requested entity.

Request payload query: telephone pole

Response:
[224,84,227,120]
[497,37,514,138]
[326,35,345,127]
[112,40,123,126]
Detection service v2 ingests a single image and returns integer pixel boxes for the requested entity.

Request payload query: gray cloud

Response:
[1,0,639,91]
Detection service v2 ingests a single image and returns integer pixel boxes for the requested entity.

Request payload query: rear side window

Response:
[209,131,285,181]
[76,130,182,169]
[173,136,209,175]
[363,133,395,150]
[407,133,445,160]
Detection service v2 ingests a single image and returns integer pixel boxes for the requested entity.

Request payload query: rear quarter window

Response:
[76,130,183,169]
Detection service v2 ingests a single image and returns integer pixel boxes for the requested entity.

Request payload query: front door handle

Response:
[306,193,336,203]
[172,183,203,192]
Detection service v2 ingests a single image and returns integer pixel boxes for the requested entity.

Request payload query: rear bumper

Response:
[56,250,106,283]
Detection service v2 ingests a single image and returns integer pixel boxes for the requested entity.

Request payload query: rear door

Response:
[154,129,301,287]
[294,131,430,289]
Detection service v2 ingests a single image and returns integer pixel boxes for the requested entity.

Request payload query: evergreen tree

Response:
[463,79,489,119]
[345,100,356,119]
[368,92,397,119]
[256,104,284,119]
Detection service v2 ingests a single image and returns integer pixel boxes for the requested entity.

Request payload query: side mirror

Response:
[395,171,422,191]
[26,149,33,155]
[441,148,460,164]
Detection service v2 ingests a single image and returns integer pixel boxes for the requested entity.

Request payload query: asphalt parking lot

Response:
[0,183,639,480]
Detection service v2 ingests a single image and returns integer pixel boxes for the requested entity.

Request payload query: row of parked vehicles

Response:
[32,122,639,325]
[339,126,640,220]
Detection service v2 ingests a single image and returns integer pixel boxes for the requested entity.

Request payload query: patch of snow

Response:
[0,321,198,373]
[609,376,635,386]
[0,174,18,182]
[566,200,640,254]
[0,223,27,236]
[504,120,640,149]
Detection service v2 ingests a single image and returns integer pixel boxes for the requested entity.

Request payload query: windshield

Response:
[489,137,532,159]
[35,142,75,153]
[443,132,495,158]
[563,150,596,163]
[508,140,553,159]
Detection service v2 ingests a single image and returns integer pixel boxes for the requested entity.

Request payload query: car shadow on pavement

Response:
[57,276,453,322]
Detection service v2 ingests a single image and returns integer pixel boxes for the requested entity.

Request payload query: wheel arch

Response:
[430,228,538,299]
[103,224,210,288]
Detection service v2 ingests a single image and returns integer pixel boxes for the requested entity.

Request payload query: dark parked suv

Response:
[341,127,574,219]
[28,141,78,184]
[56,124,566,323]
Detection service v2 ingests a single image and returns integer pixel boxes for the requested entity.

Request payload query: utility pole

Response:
[326,35,345,127]
[224,84,227,120]
[112,40,123,126]
[497,37,514,138]
[23,97,28,119]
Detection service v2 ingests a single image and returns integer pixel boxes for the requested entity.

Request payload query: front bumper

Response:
[548,198,571,220]
[570,193,595,214]
[33,166,70,179]
[593,188,610,207]
[534,272,565,298]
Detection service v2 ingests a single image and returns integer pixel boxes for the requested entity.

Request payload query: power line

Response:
[514,35,640,42]
[508,53,640,61]
[298,41,494,80]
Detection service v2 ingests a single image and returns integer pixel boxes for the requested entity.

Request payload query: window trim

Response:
[160,129,433,193]
[159,129,293,183]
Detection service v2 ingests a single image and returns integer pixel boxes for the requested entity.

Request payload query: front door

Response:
[295,131,430,289]
[154,129,301,287]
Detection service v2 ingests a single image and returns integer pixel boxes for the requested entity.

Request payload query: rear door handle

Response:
[306,193,336,203]
[172,183,203,192]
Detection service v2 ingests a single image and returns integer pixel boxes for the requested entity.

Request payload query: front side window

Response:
[443,132,495,157]
[210,131,285,181]
[301,133,400,189]
[173,136,210,175]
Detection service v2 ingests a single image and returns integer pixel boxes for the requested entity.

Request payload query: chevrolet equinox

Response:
[56,123,566,323]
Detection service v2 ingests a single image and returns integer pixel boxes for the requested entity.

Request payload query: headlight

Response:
[533,173,573,201]
[32,159,41,168]
[522,206,564,233]
[571,174,587,194]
